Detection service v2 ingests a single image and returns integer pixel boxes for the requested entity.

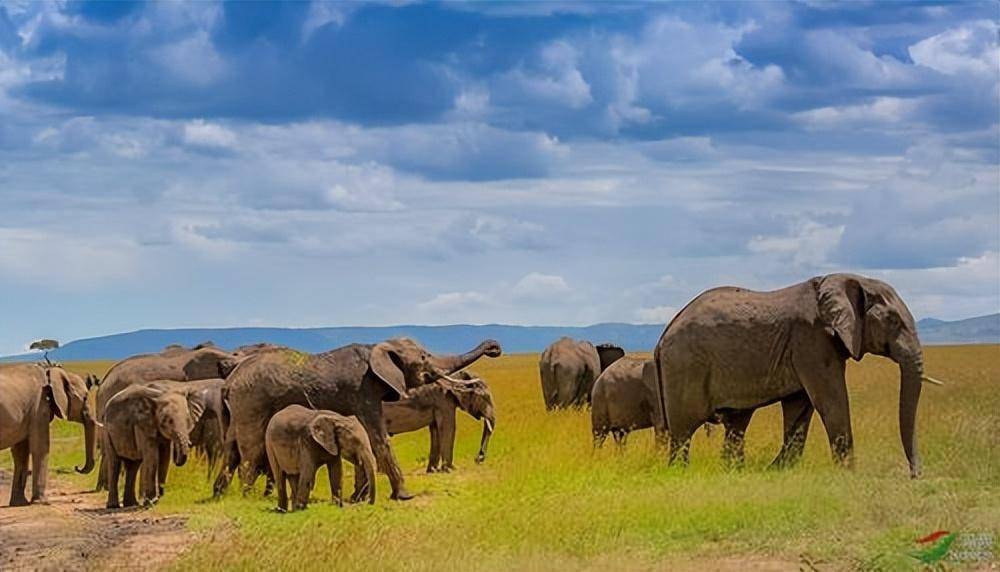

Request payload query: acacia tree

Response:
[29,339,59,365]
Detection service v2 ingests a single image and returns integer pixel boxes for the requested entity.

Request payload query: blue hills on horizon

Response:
[3,314,998,363]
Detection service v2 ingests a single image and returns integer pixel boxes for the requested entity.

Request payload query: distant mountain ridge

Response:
[3,314,997,362]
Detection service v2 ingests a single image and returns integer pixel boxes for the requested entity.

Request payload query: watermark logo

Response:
[909,530,995,565]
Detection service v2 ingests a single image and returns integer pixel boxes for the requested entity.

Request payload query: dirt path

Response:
[0,469,196,571]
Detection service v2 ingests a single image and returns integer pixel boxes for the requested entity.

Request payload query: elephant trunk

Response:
[363,450,377,505]
[476,415,495,464]
[897,348,924,479]
[432,340,502,374]
[173,435,191,467]
[75,411,97,474]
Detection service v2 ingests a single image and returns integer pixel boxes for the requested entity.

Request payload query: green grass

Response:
[4,347,998,570]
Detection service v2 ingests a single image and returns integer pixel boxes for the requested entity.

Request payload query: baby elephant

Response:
[383,371,496,472]
[102,382,211,508]
[265,405,377,511]
[591,357,666,447]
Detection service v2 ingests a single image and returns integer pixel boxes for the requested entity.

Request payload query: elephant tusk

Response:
[921,375,946,386]
[484,419,494,433]
[438,373,482,385]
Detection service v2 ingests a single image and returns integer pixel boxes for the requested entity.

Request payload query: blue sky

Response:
[0,1,997,355]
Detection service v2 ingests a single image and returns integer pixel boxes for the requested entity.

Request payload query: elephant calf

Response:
[102,382,211,508]
[383,371,496,472]
[591,358,665,447]
[265,405,377,511]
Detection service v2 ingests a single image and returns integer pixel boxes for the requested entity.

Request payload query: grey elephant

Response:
[265,405,377,510]
[94,342,240,490]
[218,337,502,501]
[539,338,624,409]
[102,381,211,508]
[0,364,98,506]
[591,358,666,448]
[654,273,939,477]
[383,370,496,472]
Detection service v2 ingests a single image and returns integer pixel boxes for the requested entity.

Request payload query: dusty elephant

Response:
[102,382,212,507]
[539,338,624,409]
[0,364,98,506]
[591,357,666,447]
[654,273,939,477]
[218,338,502,500]
[93,342,241,490]
[265,405,377,510]
[383,370,496,472]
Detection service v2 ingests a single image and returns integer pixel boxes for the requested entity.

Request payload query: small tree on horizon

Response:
[29,339,59,365]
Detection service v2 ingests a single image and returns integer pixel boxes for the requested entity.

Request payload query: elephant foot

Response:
[9,496,30,507]
[426,466,438,474]
[390,488,415,501]
[273,506,287,514]
[441,465,455,473]
[106,501,120,510]
[30,496,50,506]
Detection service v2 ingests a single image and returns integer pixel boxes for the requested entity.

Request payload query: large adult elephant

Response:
[217,337,502,500]
[539,338,624,409]
[94,343,240,490]
[0,364,97,505]
[653,273,940,478]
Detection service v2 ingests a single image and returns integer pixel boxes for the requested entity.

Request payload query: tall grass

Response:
[4,347,997,570]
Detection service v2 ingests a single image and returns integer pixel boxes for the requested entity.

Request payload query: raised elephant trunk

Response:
[431,340,501,375]
[897,348,924,479]
[75,410,97,474]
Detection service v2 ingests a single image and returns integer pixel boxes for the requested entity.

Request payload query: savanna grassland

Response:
[4,345,998,571]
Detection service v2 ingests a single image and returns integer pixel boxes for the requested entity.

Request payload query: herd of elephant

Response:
[0,273,945,513]
[1,338,501,510]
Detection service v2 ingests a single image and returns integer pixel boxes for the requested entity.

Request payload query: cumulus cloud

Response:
[511,272,571,301]
[182,119,237,149]
[909,21,999,77]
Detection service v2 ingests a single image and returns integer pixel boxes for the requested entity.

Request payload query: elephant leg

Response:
[9,440,30,507]
[95,427,108,492]
[29,423,50,504]
[157,441,171,498]
[275,469,288,513]
[293,456,315,511]
[612,429,627,448]
[328,458,343,507]
[798,359,853,469]
[106,450,122,509]
[721,409,755,469]
[439,415,457,472]
[770,392,815,469]
[359,412,412,501]
[593,429,608,449]
[427,423,441,473]
[122,460,140,507]
[139,439,160,505]
[213,440,241,497]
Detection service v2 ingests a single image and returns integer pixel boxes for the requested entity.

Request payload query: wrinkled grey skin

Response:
[265,405,377,510]
[102,382,211,508]
[539,338,624,409]
[140,378,229,494]
[591,358,666,448]
[654,273,927,477]
[94,343,241,490]
[218,338,502,501]
[0,364,97,506]
[384,370,497,472]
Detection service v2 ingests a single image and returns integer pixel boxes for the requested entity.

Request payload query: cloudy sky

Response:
[0,1,997,354]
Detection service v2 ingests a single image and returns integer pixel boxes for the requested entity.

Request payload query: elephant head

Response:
[595,343,625,373]
[152,389,208,467]
[309,414,377,504]
[368,338,503,401]
[45,368,97,474]
[816,273,926,478]
[443,374,496,464]
[181,344,239,380]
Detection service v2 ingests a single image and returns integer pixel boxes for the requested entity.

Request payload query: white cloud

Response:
[152,31,225,87]
[909,21,999,77]
[748,220,845,267]
[0,228,140,289]
[511,272,571,301]
[794,97,919,129]
[634,305,677,324]
[183,119,237,149]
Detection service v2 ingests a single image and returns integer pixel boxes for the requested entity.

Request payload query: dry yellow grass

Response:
[4,346,998,570]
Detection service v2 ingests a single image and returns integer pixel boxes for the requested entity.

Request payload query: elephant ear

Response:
[186,388,210,428]
[816,274,867,360]
[45,368,70,419]
[308,415,340,457]
[369,342,407,401]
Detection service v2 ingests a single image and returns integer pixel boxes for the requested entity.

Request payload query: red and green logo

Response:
[909,530,957,564]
